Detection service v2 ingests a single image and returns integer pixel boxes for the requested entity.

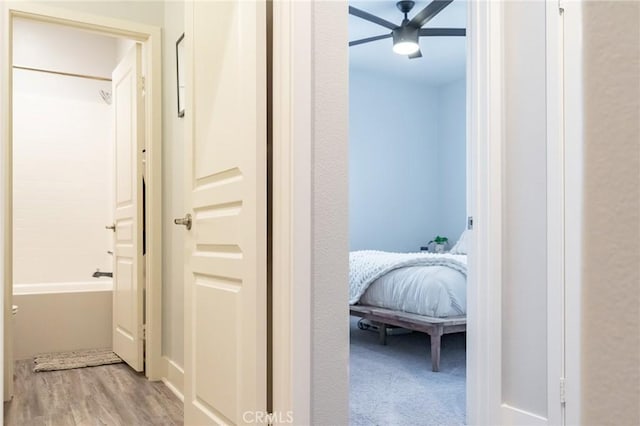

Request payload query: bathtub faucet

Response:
[92,269,113,278]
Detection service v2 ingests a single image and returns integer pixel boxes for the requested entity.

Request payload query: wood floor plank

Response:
[4,360,184,426]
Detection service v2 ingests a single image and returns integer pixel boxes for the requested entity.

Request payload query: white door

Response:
[112,44,145,372]
[181,1,267,425]
[492,1,564,425]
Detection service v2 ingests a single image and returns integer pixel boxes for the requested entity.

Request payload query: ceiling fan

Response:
[349,0,465,59]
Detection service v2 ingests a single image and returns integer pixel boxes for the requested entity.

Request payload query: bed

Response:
[349,246,468,372]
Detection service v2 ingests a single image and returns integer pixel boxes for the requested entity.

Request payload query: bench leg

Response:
[378,323,387,345]
[430,326,444,372]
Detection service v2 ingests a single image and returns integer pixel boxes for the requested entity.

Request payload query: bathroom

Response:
[10,18,138,361]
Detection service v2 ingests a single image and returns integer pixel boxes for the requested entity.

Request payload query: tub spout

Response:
[92,269,113,278]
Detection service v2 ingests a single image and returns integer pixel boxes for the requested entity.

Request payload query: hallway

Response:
[4,360,183,425]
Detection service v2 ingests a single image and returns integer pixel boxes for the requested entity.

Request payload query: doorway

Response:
[271,2,576,425]
[1,3,164,403]
[347,0,469,422]
[10,18,129,364]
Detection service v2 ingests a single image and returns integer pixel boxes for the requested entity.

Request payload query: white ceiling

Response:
[349,0,467,86]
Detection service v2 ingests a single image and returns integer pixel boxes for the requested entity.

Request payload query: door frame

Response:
[465,0,504,423]
[0,3,164,401]
[273,1,584,424]
[556,1,584,424]
[272,1,505,424]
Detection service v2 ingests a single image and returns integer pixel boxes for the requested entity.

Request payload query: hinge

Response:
[139,76,146,96]
[467,216,474,230]
[141,324,146,340]
[558,0,565,15]
[560,377,566,404]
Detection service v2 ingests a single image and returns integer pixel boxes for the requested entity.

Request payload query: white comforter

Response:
[349,250,467,318]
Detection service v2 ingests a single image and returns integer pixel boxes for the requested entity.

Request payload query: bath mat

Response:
[33,348,123,372]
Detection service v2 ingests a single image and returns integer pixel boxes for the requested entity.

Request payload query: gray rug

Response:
[33,348,123,372]
[350,317,466,426]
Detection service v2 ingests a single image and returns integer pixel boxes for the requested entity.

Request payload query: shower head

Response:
[99,90,112,105]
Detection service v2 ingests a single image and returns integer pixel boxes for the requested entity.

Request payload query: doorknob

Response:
[105,224,116,232]
[174,214,192,230]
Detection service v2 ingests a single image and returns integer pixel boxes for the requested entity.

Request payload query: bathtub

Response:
[12,281,113,360]
[13,280,113,295]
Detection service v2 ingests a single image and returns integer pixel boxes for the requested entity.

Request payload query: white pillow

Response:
[449,230,470,255]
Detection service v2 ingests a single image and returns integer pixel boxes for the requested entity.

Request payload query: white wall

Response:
[582,1,640,424]
[12,20,116,286]
[12,19,117,79]
[349,69,440,252]
[437,79,466,242]
[38,1,165,29]
[161,0,185,369]
[349,71,466,252]
[13,80,114,284]
[502,0,548,416]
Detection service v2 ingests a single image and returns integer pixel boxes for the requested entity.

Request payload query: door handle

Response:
[174,214,192,230]
[106,224,116,232]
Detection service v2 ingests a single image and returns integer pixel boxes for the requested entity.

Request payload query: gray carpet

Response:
[350,318,466,426]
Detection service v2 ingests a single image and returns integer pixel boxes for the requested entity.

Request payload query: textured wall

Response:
[311,2,350,424]
[582,2,640,425]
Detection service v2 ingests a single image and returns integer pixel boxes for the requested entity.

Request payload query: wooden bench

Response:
[350,304,466,372]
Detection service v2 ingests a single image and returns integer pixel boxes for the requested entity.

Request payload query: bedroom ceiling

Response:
[349,0,467,86]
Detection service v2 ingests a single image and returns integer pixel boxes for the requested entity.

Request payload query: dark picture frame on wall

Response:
[176,33,185,118]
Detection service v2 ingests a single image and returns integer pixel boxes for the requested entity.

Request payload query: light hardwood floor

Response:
[4,360,183,425]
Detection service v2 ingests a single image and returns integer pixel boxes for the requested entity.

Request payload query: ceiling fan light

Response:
[392,26,419,55]
[393,41,420,55]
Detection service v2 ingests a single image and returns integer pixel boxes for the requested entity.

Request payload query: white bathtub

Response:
[12,281,113,360]
[13,280,113,295]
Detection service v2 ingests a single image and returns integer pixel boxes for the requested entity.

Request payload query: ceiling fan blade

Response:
[349,6,398,30]
[408,49,423,59]
[349,33,393,47]
[408,0,454,29]
[419,28,466,37]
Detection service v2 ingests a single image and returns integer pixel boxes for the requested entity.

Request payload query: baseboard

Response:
[161,356,184,402]
[501,404,547,425]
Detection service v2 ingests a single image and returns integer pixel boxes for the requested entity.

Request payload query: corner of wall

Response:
[161,355,185,402]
